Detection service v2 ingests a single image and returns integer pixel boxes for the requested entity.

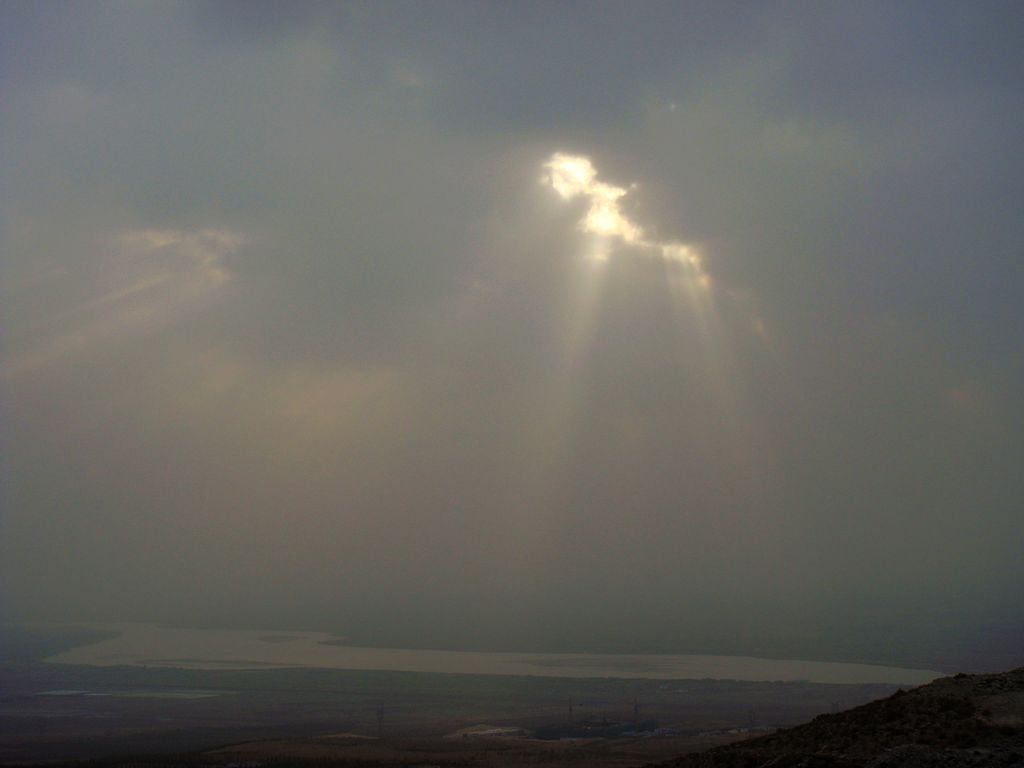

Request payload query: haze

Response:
[2,2,1022,673]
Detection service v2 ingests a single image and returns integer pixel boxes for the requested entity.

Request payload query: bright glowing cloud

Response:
[542,152,707,284]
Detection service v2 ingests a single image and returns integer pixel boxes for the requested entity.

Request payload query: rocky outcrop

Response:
[655,668,1024,767]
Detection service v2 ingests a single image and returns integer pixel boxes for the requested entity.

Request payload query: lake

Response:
[46,623,940,685]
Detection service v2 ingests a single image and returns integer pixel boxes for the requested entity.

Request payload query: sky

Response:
[2,1,1023,672]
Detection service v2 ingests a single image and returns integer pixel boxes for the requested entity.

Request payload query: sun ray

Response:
[536,150,774,506]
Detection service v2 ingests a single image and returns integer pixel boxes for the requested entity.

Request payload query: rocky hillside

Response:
[655,668,1024,767]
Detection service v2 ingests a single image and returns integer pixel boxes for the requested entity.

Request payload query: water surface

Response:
[47,623,940,685]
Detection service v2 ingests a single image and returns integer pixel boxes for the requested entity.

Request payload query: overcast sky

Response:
[2,1,1022,671]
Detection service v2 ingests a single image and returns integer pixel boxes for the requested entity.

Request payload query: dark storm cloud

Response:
[2,1,1022,671]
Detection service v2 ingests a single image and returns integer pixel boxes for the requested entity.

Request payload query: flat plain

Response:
[0,625,906,766]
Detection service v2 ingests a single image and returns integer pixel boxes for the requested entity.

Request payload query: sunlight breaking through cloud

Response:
[0,228,245,380]
[118,228,244,287]
[542,152,708,286]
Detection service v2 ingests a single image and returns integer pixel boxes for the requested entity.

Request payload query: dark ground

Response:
[654,667,1024,767]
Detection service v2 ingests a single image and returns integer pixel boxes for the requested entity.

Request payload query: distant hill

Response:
[654,668,1024,767]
